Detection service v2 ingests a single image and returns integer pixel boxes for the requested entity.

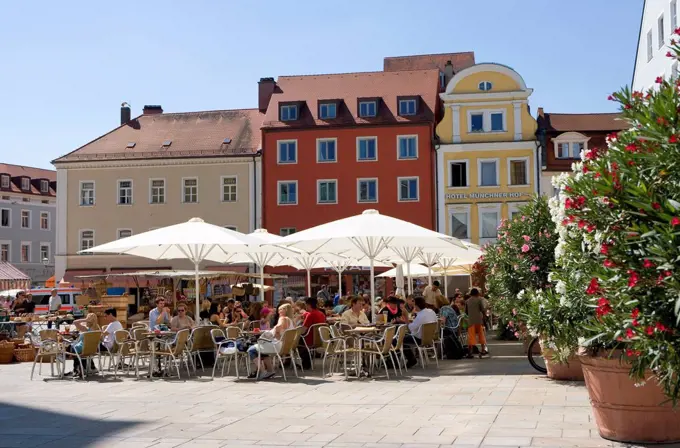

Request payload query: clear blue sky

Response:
[0,0,641,170]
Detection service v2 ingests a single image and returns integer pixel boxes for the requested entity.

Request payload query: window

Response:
[0,209,9,228]
[319,102,337,119]
[672,1,677,32]
[0,243,8,262]
[439,72,446,90]
[557,142,584,159]
[450,161,468,187]
[278,181,297,205]
[317,180,337,204]
[40,180,49,193]
[117,229,132,239]
[490,113,504,131]
[278,140,297,164]
[80,181,95,206]
[359,101,377,118]
[317,139,337,162]
[478,81,493,91]
[21,178,29,191]
[150,179,165,204]
[479,160,498,186]
[659,14,665,49]
[22,198,29,202]
[20,243,30,263]
[647,29,653,62]
[0,175,8,188]
[280,227,296,236]
[450,212,468,239]
[357,137,377,161]
[397,136,417,159]
[280,104,298,121]
[40,244,49,263]
[224,225,237,231]
[80,230,94,253]
[357,179,378,203]
[509,203,528,221]
[398,177,419,202]
[20,210,30,228]
[222,176,237,202]
[469,110,505,133]
[182,178,198,203]
[509,159,529,186]
[480,210,500,240]
[40,211,49,230]
[470,113,484,132]
[398,99,417,116]
[117,180,133,205]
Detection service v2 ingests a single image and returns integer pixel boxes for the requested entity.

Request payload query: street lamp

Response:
[42,257,49,266]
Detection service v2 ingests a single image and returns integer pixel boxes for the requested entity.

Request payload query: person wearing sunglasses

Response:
[170,305,195,331]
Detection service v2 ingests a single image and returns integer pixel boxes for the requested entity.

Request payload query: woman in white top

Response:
[247,303,294,379]
[341,297,369,326]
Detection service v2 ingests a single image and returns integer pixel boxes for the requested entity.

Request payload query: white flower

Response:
[517,289,526,301]
[556,280,566,295]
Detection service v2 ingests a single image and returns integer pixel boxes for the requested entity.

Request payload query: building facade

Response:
[52,105,263,284]
[435,63,538,246]
[0,163,56,284]
[536,111,628,197]
[259,69,441,295]
[633,0,679,90]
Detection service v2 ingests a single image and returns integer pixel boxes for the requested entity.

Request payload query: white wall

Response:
[633,0,679,90]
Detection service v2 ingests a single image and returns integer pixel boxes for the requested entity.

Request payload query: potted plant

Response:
[550,37,680,442]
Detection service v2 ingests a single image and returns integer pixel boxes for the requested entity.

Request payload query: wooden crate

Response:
[100,295,129,328]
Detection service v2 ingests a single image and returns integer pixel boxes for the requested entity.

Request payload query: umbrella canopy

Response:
[80,218,287,318]
[377,263,430,278]
[278,209,470,320]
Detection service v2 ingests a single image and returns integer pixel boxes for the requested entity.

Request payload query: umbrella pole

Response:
[406,264,412,295]
[428,265,432,286]
[337,269,342,301]
[194,263,200,321]
[444,272,448,298]
[307,269,312,297]
[259,265,265,303]
[370,257,376,324]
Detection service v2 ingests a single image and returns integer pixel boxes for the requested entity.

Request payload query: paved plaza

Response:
[0,339,652,448]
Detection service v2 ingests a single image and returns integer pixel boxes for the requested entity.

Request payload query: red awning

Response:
[0,262,30,281]
[62,269,106,283]
[204,265,248,273]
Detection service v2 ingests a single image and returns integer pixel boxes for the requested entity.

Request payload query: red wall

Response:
[262,123,435,234]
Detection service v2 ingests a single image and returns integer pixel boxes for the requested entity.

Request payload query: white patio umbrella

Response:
[277,209,469,321]
[435,248,483,298]
[79,218,288,318]
[377,263,430,278]
[395,264,404,296]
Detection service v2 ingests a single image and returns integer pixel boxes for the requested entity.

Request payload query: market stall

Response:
[0,262,30,292]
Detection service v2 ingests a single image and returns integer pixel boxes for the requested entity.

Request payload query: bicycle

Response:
[527,337,546,374]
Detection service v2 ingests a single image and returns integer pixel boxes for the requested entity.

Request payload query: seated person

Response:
[402,297,438,368]
[259,307,272,331]
[149,297,171,330]
[170,305,195,331]
[230,301,248,324]
[247,304,294,379]
[332,297,348,315]
[379,296,407,324]
[341,297,369,326]
[67,312,103,377]
[439,297,460,334]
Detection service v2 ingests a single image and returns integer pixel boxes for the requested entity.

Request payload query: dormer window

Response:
[478,81,493,91]
[40,180,49,193]
[358,101,377,118]
[318,101,337,119]
[280,104,299,121]
[439,72,446,90]
[552,132,590,160]
[398,98,418,116]
[21,178,30,191]
[0,175,8,189]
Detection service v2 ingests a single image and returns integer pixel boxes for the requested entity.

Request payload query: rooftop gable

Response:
[539,112,628,133]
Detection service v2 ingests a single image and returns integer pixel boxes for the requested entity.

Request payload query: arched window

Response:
[478,81,493,91]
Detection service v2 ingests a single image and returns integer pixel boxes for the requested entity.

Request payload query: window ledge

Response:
[317,201,338,205]
[397,156,418,161]
[317,160,337,164]
[358,200,378,204]
[448,186,470,190]
[278,202,298,206]
[478,185,500,188]
[508,184,530,188]
[357,159,378,162]
[398,198,420,202]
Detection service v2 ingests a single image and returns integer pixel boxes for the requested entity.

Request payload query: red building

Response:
[259,69,441,297]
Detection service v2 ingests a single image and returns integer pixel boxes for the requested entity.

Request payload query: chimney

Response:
[258,77,276,112]
[537,107,544,118]
[143,105,163,115]
[443,60,454,80]
[120,102,131,125]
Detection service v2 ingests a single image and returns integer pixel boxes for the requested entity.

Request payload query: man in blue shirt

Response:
[149,296,170,330]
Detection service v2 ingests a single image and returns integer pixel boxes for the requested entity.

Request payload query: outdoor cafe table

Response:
[340,326,383,377]
[141,331,176,379]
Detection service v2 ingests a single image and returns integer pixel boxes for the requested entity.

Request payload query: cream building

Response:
[52,105,263,283]
[435,63,538,246]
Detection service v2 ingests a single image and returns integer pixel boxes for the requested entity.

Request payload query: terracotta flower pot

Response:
[541,344,584,381]
[579,353,680,443]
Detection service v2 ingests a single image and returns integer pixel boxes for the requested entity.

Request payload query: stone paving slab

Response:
[0,339,657,448]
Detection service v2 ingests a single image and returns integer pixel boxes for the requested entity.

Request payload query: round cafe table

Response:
[141,331,177,379]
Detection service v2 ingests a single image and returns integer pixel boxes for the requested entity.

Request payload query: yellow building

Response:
[435,63,538,246]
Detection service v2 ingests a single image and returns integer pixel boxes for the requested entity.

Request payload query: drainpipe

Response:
[252,150,262,230]
[535,128,547,196]
[433,130,441,232]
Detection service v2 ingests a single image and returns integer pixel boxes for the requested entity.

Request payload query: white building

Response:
[633,0,679,90]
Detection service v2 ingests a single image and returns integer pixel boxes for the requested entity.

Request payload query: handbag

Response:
[244,283,254,296]
[232,286,245,296]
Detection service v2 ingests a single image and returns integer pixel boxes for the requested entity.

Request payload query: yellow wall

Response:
[450,71,521,94]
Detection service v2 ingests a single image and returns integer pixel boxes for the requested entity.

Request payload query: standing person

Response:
[423,281,445,310]
[465,288,489,358]
[47,289,61,329]
[316,285,330,303]
[149,297,171,330]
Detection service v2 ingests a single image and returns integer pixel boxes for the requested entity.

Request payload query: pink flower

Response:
[514,331,520,338]
[530,265,539,272]
[521,216,526,221]
[521,244,530,253]
[523,235,531,242]
[672,217,680,227]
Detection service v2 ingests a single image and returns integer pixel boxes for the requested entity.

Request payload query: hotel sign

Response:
[445,192,532,200]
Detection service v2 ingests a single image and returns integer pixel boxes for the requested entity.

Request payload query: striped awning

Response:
[0,262,31,291]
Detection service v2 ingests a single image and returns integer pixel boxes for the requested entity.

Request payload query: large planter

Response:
[541,344,584,381]
[579,353,680,444]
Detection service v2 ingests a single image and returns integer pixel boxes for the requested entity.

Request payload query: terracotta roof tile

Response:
[542,113,628,132]
[262,70,440,128]
[383,52,475,73]
[0,164,56,197]
[0,262,30,281]
[54,109,265,163]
